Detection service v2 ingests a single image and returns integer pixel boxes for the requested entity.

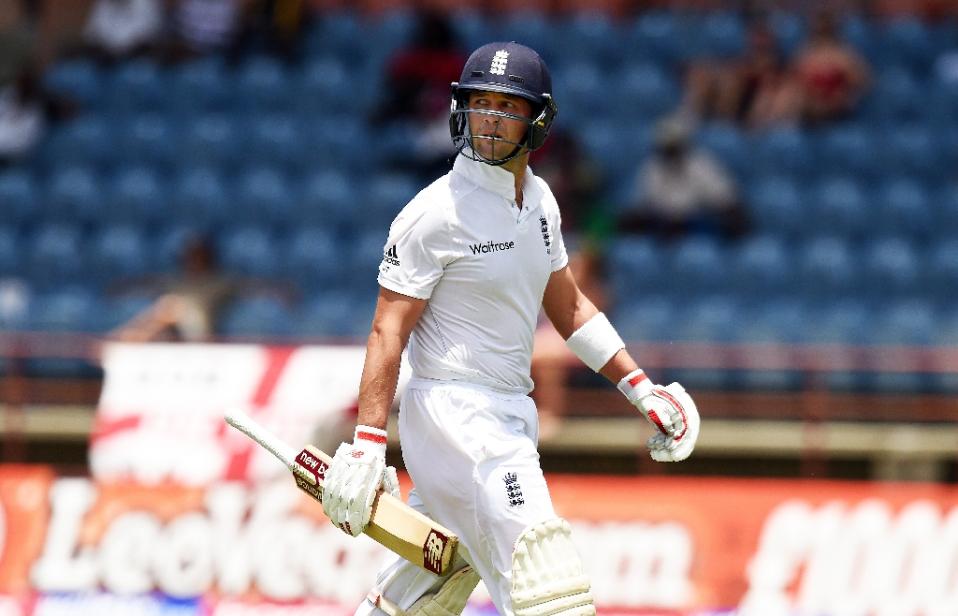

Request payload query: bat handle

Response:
[224,408,298,471]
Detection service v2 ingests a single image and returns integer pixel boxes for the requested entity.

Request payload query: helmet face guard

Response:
[449,90,557,166]
[448,42,558,167]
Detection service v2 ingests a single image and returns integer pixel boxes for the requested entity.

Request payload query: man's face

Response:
[466,90,533,161]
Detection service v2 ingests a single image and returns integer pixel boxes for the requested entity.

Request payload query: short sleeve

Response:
[377,200,454,300]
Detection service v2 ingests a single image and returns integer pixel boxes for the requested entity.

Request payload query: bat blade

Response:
[224,409,458,575]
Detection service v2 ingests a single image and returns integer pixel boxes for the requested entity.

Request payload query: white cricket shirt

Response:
[378,155,569,394]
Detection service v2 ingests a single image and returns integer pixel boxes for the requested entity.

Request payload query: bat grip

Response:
[224,408,298,470]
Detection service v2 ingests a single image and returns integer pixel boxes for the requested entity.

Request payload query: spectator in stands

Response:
[790,10,871,125]
[0,70,49,166]
[371,9,466,179]
[683,22,801,130]
[80,0,164,62]
[619,116,748,240]
[163,0,246,62]
[109,233,294,342]
[0,0,35,89]
[231,0,309,62]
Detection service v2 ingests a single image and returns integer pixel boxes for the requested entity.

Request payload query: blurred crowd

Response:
[3,0,958,433]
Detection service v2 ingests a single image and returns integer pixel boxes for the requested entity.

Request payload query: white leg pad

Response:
[510,518,596,616]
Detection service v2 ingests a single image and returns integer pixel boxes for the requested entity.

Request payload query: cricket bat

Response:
[224,409,458,575]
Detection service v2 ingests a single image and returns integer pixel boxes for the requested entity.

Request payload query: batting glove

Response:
[321,425,392,537]
[618,370,700,462]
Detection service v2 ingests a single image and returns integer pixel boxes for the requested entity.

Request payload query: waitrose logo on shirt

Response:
[470,240,516,255]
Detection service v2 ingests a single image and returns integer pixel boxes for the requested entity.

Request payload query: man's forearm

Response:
[356,329,404,430]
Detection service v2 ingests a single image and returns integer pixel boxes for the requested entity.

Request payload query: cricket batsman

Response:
[321,41,701,615]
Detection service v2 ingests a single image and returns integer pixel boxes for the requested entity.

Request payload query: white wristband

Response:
[564,312,625,372]
[354,425,388,455]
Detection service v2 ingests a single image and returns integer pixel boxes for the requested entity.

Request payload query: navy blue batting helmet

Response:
[450,42,558,165]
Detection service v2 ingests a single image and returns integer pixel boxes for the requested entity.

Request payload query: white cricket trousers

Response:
[355,378,558,616]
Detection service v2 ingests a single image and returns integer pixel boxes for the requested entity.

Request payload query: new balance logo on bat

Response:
[423,531,449,574]
[383,244,400,266]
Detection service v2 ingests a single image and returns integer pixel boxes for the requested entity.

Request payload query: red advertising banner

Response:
[0,467,956,615]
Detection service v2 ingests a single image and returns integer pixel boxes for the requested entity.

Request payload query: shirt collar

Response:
[452,153,541,206]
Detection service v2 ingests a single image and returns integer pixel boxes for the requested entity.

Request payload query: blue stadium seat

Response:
[43,59,102,105]
[344,231,390,297]
[803,300,870,345]
[673,295,739,342]
[285,227,343,291]
[728,235,793,300]
[797,236,858,302]
[305,115,368,170]
[769,11,805,56]
[235,56,291,112]
[611,294,675,342]
[218,295,294,339]
[106,59,166,113]
[29,288,100,332]
[695,12,746,58]
[300,169,354,228]
[119,114,177,170]
[747,176,805,236]
[0,170,37,226]
[297,291,355,337]
[751,128,812,180]
[88,225,150,286]
[731,299,807,390]
[626,12,681,66]
[45,166,102,223]
[869,66,925,123]
[669,294,740,389]
[555,13,620,67]
[364,173,420,224]
[861,236,922,301]
[100,294,155,332]
[696,122,749,181]
[811,176,868,238]
[936,185,958,235]
[667,237,729,298]
[500,11,555,63]
[618,62,679,118]
[245,113,304,171]
[27,224,84,289]
[578,118,638,183]
[296,56,354,114]
[42,116,114,170]
[928,239,958,307]
[881,18,935,74]
[234,166,294,225]
[873,177,932,238]
[152,226,202,273]
[219,226,280,278]
[0,226,20,277]
[880,126,942,182]
[866,299,936,392]
[179,114,240,170]
[817,124,879,180]
[170,167,230,227]
[168,58,231,113]
[106,166,165,224]
[553,62,607,120]
[450,10,495,52]
[303,10,363,59]
[607,236,663,301]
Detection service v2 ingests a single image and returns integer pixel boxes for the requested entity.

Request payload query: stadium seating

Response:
[6,8,956,390]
